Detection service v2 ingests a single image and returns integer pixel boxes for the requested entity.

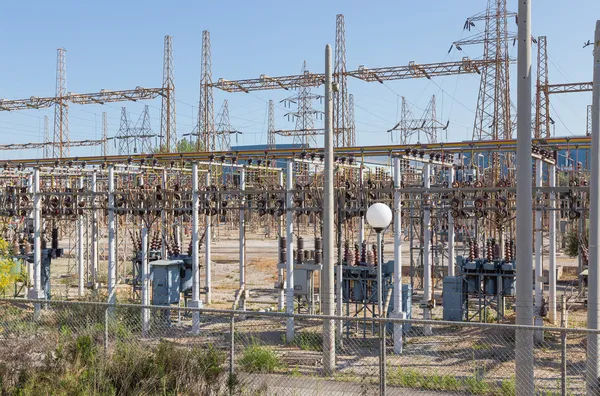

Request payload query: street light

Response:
[366,202,392,396]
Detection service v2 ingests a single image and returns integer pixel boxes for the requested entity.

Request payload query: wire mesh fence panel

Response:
[3,298,600,395]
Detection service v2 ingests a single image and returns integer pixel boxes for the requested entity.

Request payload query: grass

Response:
[291,332,323,351]
[239,341,282,373]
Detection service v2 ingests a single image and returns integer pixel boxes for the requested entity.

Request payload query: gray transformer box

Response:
[151,259,184,306]
[443,276,464,321]
[293,269,309,295]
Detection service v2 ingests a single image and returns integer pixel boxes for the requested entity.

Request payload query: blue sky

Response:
[0,0,598,159]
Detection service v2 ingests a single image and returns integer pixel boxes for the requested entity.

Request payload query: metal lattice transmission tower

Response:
[53,48,68,158]
[454,0,515,142]
[281,62,324,148]
[215,100,232,151]
[334,14,353,147]
[267,100,276,149]
[117,106,153,154]
[43,116,51,158]
[198,30,215,151]
[348,94,355,145]
[390,96,445,144]
[102,112,108,156]
[535,36,550,139]
[160,35,176,152]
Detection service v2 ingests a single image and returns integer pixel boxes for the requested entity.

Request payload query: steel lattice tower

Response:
[334,14,352,147]
[454,0,514,142]
[118,106,153,154]
[53,48,68,158]
[348,94,355,146]
[215,100,232,151]
[160,35,176,152]
[267,100,276,149]
[587,105,593,136]
[535,36,550,139]
[43,116,51,158]
[198,30,215,151]
[393,96,443,144]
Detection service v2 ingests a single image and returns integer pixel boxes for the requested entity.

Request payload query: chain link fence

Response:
[0,298,595,395]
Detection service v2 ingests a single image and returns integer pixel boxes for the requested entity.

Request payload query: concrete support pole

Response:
[587,20,600,395]
[549,164,557,324]
[392,157,405,354]
[161,169,168,259]
[78,176,85,297]
[27,174,34,294]
[422,163,432,335]
[322,44,335,374]
[141,225,150,336]
[91,171,98,290]
[31,168,43,318]
[107,165,116,305]
[448,168,455,277]
[191,162,202,333]
[285,160,295,342]
[278,170,285,311]
[205,170,212,304]
[239,167,246,311]
[534,159,544,342]
[515,0,535,393]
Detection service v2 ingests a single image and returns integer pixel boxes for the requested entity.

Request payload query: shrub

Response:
[240,343,282,373]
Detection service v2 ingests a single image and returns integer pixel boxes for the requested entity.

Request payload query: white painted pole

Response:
[358,166,365,247]
[322,43,335,374]
[285,160,295,342]
[278,170,285,311]
[91,171,98,290]
[161,169,168,259]
[27,174,34,294]
[205,170,212,304]
[534,159,544,342]
[392,156,405,354]
[548,164,557,324]
[239,167,246,311]
[448,168,455,277]
[31,168,43,318]
[515,0,535,392]
[78,176,85,297]
[191,162,202,333]
[422,163,432,335]
[107,165,116,305]
[587,20,600,395]
[141,225,150,336]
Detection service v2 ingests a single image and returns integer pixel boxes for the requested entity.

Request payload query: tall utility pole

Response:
[281,61,323,148]
[102,112,108,156]
[215,100,232,151]
[43,116,51,158]
[334,14,352,147]
[267,100,276,149]
[535,36,551,139]
[160,35,176,152]
[198,30,214,151]
[53,48,68,158]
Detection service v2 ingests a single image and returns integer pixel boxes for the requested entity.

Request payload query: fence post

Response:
[104,306,109,354]
[229,313,235,395]
[561,295,567,395]
[380,320,386,395]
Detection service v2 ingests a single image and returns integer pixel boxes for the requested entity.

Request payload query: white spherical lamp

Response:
[366,203,392,231]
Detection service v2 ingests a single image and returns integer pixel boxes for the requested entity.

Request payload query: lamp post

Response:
[366,202,393,395]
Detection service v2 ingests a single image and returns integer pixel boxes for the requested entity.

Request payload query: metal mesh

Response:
[0,298,597,395]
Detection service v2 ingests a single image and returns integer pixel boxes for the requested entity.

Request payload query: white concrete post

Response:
[515,0,535,392]
[448,168,455,277]
[239,167,246,311]
[78,176,85,297]
[286,160,295,342]
[91,171,98,290]
[107,165,116,305]
[141,225,150,336]
[278,170,285,311]
[27,174,34,293]
[422,163,432,335]
[587,20,600,395]
[392,156,405,354]
[191,162,202,333]
[31,168,44,318]
[205,170,212,304]
[534,159,544,342]
[322,44,336,374]
[548,164,557,324]
[161,169,168,259]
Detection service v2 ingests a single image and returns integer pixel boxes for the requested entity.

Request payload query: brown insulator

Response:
[279,237,287,264]
[361,241,367,263]
[372,244,378,266]
[344,241,353,266]
[314,237,322,265]
[354,243,360,266]
[468,240,475,262]
[473,241,480,259]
